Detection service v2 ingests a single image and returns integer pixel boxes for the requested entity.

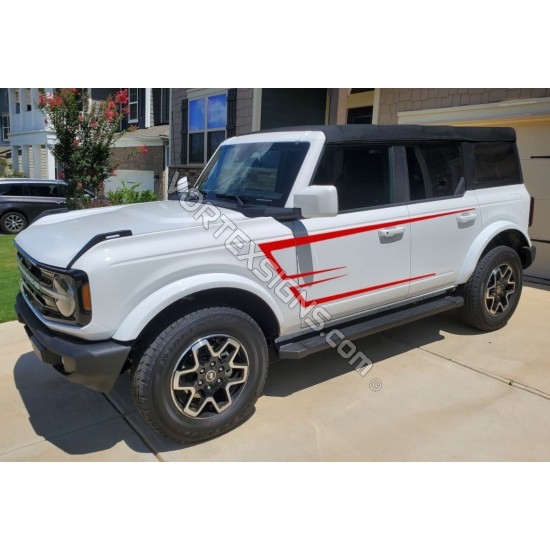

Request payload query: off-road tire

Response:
[460,246,523,331]
[131,307,268,443]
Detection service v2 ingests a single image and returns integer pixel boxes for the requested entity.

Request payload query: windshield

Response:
[194,141,310,207]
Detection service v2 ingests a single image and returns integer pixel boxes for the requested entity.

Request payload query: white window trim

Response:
[128,88,139,123]
[2,114,9,141]
[145,88,151,128]
[397,97,550,126]
[187,89,228,165]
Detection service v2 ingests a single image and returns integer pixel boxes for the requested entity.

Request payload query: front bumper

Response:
[15,292,131,393]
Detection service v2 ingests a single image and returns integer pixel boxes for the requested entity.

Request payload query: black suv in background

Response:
[0,179,68,234]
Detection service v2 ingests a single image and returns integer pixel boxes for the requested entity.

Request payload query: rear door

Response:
[405,142,481,297]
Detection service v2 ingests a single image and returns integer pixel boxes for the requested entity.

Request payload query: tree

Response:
[37,88,148,207]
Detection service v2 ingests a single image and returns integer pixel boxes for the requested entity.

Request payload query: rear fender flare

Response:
[456,222,530,284]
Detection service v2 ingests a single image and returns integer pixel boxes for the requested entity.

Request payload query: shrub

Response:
[106,181,158,205]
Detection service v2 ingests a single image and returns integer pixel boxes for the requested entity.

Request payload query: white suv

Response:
[14,125,536,443]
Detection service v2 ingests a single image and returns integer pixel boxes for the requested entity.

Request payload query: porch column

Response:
[32,144,42,178]
[10,145,19,173]
[8,89,17,134]
[21,145,30,177]
[45,146,56,179]
[328,89,348,124]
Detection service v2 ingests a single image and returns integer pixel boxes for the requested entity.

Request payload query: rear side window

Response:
[473,142,521,185]
[406,143,464,200]
[312,145,392,211]
[28,184,57,197]
[0,183,28,196]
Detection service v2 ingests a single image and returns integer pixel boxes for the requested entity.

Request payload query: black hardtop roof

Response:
[257,124,516,143]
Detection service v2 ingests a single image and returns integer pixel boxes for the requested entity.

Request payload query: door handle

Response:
[378,226,405,238]
[457,211,477,223]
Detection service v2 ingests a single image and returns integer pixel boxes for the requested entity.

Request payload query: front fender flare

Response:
[112,272,286,342]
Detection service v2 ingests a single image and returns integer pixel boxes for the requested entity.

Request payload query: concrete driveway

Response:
[1,283,549,461]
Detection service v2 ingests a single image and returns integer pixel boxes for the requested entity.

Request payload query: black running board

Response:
[276,295,464,360]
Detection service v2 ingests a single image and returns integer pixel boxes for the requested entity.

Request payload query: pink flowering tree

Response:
[38,88,148,207]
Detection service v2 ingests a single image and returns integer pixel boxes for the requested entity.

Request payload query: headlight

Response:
[52,274,76,318]
[17,248,92,326]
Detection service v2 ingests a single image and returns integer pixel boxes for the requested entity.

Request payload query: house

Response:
[169,88,550,281]
[4,88,170,196]
[0,88,11,175]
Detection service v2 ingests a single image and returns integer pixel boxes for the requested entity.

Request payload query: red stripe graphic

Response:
[290,273,436,307]
[258,207,474,306]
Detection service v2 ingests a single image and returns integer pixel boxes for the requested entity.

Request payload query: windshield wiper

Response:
[215,193,248,207]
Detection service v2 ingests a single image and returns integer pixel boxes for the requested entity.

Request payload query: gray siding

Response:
[236,88,254,135]
[260,88,327,129]
[170,88,188,166]
[377,88,550,125]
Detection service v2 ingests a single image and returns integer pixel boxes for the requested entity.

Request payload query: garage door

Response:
[104,170,155,194]
[514,124,550,281]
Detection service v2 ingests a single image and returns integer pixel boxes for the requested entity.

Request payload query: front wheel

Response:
[460,246,523,331]
[131,307,268,443]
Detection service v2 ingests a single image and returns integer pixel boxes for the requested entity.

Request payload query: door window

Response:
[28,184,57,197]
[0,183,28,196]
[406,143,464,200]
[312,145,393,211]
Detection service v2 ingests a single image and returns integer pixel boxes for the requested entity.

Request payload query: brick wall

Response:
[111,145,165,196]
[377,88,550,125]
[168,165,204,188]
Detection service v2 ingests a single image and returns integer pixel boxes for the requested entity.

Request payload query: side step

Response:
[276,295,464,360]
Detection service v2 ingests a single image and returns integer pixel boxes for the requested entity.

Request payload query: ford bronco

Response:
[14,125,535,443]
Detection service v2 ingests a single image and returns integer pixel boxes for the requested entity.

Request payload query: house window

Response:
[2,115,9,141]
[188,92,227,164]
[128,88,139,122]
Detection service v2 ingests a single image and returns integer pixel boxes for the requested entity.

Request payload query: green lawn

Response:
[0,235,20,323]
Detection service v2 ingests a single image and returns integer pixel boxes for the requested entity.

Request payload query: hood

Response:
[15,200,246,268]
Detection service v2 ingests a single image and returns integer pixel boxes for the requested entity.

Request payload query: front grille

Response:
[18,253,67,322]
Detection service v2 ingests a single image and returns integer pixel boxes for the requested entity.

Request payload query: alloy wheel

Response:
[171,334,249,418]
[485,263,516,315]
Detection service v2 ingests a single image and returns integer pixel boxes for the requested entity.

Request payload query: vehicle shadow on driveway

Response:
[13,352,163,456]
[13,352,248,456]
[265,310,476,398]
[12,310,476,457]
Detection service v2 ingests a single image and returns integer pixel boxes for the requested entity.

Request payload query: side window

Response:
[28,184,56,197]
[406,143,464,200]
[473,142,521,185]
[312,145,392,211]
[0,184,28,196]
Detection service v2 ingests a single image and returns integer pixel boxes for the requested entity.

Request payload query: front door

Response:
[290,144,411,325]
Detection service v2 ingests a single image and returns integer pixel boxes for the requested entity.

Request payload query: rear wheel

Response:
[1,212,27,234]
[461,246,523,331]
[131,307,268,443]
